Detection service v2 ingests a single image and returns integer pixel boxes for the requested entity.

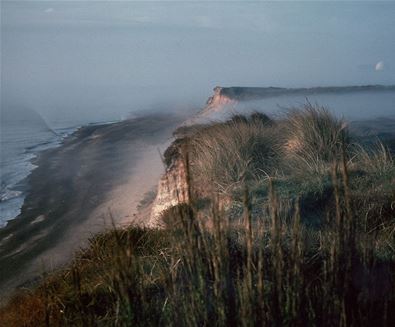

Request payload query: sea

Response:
[1,90,394,228]
[0,106,120,227]
[1,109,76,227]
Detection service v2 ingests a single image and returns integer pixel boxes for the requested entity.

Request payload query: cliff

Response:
[201,86,238,115]
[148,140,189,227]
[200,84,395,116]
[150,84,395,225]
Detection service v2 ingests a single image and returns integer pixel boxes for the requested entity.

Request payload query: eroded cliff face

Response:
[200,86,237,116]
[148,89,237,225]
[148,137,232,227]
[148,145,189,227]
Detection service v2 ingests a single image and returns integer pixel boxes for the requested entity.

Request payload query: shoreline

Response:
[0,120,124,228]
[0,124,80,228]
[0,113,182,298]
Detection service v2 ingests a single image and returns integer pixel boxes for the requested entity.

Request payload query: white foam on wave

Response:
[0,188,22,202]
[0,194,24,227]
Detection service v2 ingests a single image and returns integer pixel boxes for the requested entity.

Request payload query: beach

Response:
[0,113,182,298]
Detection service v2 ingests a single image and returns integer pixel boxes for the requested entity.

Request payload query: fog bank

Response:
[2,1,395,125]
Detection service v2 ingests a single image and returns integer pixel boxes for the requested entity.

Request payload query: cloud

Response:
[375,61,384,71]
[44,8,54,14]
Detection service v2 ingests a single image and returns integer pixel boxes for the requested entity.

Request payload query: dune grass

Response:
[281,102,348,175]
[188,112,278,193]
[1,105,394,326]
[186,104,393,205]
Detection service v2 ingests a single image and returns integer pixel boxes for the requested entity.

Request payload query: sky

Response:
[1,1,395,124]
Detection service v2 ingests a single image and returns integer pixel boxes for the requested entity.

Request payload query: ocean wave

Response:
[0,192,24,227]
[0,188,23,202]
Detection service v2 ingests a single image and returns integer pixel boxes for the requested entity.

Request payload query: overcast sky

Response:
[1,1,394,123]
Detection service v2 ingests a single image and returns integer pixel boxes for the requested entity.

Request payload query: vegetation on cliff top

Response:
[1,105,394,326]
[216,85,395,101]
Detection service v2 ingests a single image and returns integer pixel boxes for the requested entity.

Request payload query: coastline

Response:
[0,113,181,298]
[1,102,394,301]
[0,125,80,228]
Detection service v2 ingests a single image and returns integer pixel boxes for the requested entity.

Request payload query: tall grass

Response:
[1,163,393,326]
[282,102,349,176]
[189,113,278,193]
[187,104,352,196]
[351,141,394,176]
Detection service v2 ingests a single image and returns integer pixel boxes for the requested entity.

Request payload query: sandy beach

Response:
[0,113,182,298]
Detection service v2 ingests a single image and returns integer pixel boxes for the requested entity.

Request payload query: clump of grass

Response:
[189,113,278,192]
[282,102,348,175]
[0,290,54,327]
[351,141,394,176]
[185,104,353,197]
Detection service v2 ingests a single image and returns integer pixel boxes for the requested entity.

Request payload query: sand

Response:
[0,113,181,299]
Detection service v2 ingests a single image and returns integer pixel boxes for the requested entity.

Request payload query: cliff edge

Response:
[199,84,395,117]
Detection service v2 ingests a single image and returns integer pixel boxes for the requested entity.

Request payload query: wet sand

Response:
[0,113,181,299]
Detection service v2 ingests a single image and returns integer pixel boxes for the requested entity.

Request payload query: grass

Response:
[1,105,394,326]
[188,112,278,193]
[184,105,393,225]
[186,104,392,193]
[351,141,394,176]
[281,102,348,175]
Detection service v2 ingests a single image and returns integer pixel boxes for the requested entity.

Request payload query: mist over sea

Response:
[234,91,395,120]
